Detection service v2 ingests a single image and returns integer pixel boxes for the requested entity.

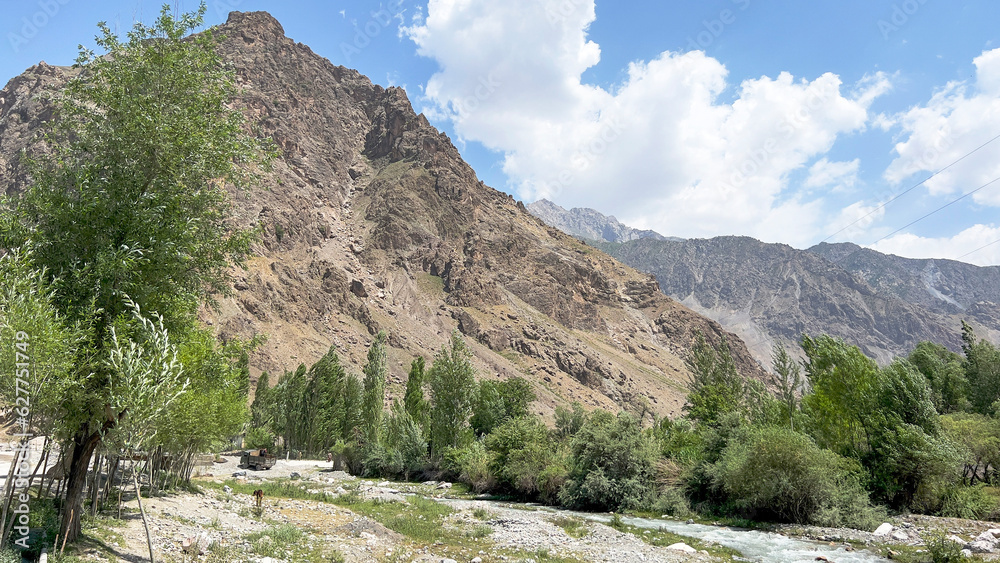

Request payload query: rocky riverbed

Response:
[49,455,1000,563]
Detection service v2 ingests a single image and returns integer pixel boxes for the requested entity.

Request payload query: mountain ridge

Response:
[0,11,769,419]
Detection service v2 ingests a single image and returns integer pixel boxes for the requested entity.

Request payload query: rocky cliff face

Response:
[527,199,676,244]
[0,11,769,419]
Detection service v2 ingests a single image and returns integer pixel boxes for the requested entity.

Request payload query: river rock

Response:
[969,540,995,553]
[891,530,909,541]
[947,535,966,544]
[666,542,697,553]
[873,523,894,536]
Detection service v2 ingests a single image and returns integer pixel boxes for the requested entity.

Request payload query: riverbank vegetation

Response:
[247,323,1000,531]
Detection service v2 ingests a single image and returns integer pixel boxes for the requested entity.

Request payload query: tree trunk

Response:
[58,430,102,544]
[133,464,156,563]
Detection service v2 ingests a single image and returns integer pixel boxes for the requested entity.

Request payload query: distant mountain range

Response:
[529,200,1000,365]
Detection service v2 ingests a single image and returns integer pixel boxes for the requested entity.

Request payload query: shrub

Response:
[443,441,497,493]
[484,416,567,500]
[940,484,997,520]
[925,531,966,563]
[558,410,657,511]
[711,426,881,527]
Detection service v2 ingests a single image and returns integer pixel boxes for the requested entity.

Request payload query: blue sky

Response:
[3,1,1000,265]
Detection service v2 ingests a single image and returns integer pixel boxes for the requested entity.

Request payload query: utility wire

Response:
[869,175,1000,246]
[821,131,1000,243]
[957,237,1000,261]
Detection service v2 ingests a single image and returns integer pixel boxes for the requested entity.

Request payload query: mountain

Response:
[530,204,1000,365]
[0,11,770,419]
[527,199,678,244]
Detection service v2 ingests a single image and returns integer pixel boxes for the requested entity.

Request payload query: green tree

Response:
[961,322,1000,415]
[361,332,388,446]
[428,332,477,459]
[403,356,429,433]
[684,331,744,425]
[941,413,1000,485]
[909,341,969,414]
[558,410,657,511]
[471,377,536,436]
[771,344,803,430]
[251,372,273,429]
[304,346,347,453]
[0,4,271,542]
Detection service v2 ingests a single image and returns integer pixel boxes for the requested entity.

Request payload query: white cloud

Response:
[869,224,1000,266]
[883,47,1000,207]
[805,158,860,191]
[404,0,889,246]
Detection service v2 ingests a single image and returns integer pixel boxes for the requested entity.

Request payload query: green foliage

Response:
[244,426,274,450]
[554,402,587,438]
[961,322,1000,415]
[485,416,568,502]
[428,332,477,459]
[366,401,428,479]
[939,484,998,520]
[771,344,803,429]
[909,341,969,414]
[941,412,1000,485]
[709,426,881,528]
[403,356,429,432]
[470,377,536,436]
[558,411,657,511]
[361,331,388,446]
[443,441,497,493]
[925,531,966,563]
[684,331,744,425]
[251,372,273,429]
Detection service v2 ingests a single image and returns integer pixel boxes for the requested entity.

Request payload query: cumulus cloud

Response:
[883,48,1000,207]
[805,158,860,191]
[403,0,889,245]
[869,224,1000,266]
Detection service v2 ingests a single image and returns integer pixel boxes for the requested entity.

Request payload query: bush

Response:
[940,484,997,520]
[443,441,496,493]
[925,531,965,563]
[558,411,657,511]
[485,416,567,500]
[711,426,882,528]
[245,426,275,449]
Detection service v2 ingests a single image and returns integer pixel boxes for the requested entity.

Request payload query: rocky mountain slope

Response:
[527,199,676,243]
[0,11,772,419]
[528,200,999,364]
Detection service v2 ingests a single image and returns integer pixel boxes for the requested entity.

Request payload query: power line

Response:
[957,236,1000,261]
[869,175,1000,246]
[821,131,1000,243]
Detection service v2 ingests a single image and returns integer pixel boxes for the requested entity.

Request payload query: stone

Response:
[222,485,232,493]
[969,540,995,554]
[435,482,452,490]
[290,472,301,479]
[946,535,966,545]
[471,558,483,563]
[232,470,247,477]
[873,523,894,537]
[666,542,697,553]
[891,530,909,541]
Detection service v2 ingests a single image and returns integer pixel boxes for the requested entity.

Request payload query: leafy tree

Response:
[555,402,587,439]
[303,346,347,453]
[0,4,271,542]
[909,341,968,414]
[403,356,428,433]
[428,332,477,459]
[558,410,657,511]
[800,334,879,456]
[771,344,803,430]
[472,377,537,436]
[961,322,1000,415]
[251,372,273,429]
[361,332,388,446]
[710,426,881,528]
[684,331,744,425]
[941,413,1000,485]
[485,415,567,502]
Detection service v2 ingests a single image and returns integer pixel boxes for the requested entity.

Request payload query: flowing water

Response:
[541,508,891,563]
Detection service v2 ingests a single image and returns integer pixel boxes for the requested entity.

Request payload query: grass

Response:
[551,515,590,538]
[607,518,743,559]
[245,524,304,557]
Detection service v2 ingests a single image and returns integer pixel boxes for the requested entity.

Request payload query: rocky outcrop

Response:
[527,199,677,244]
[0,11,768,419]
